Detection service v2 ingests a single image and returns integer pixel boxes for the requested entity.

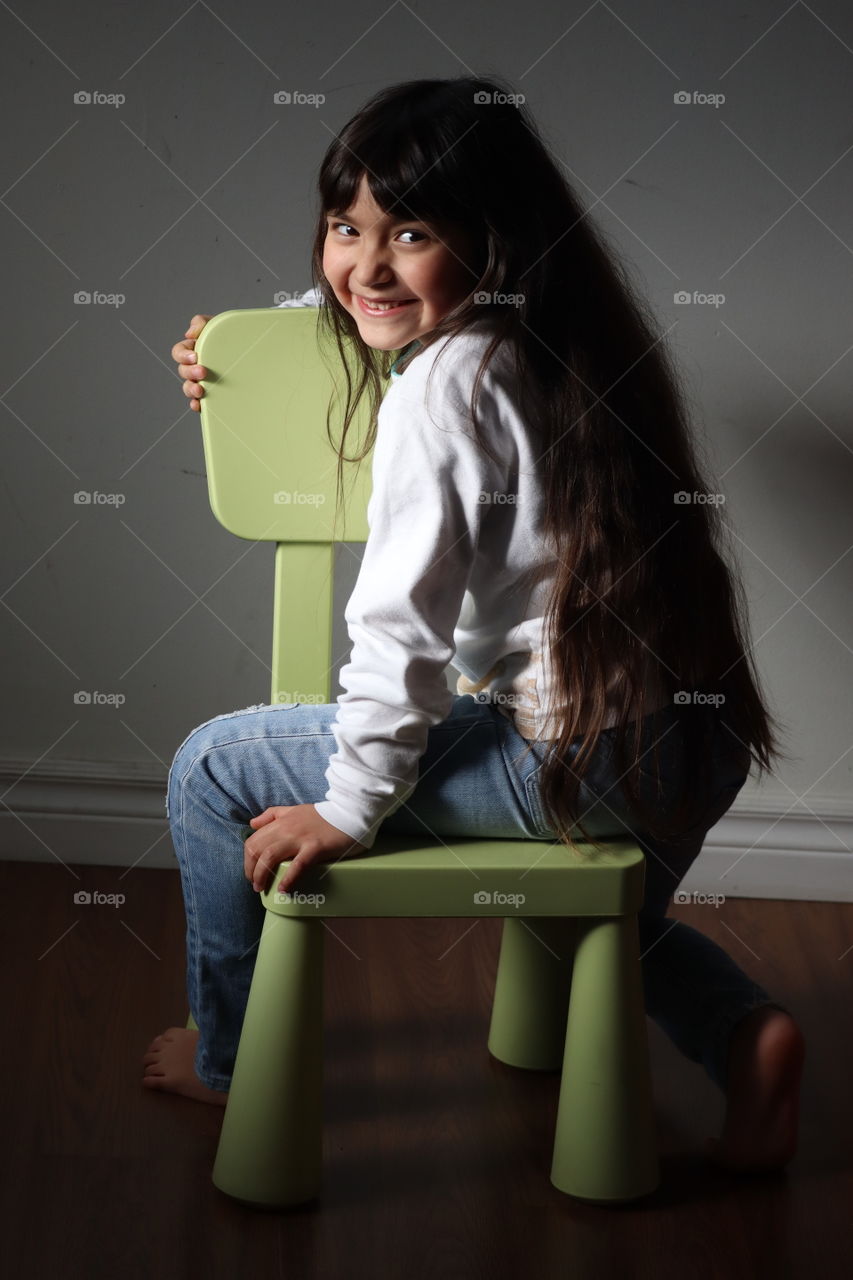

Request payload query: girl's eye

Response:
[328,222,426,244]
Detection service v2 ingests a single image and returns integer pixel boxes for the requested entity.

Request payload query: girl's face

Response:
[322,174,479,349]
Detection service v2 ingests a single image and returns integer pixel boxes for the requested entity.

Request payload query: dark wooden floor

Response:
[1,859,850,1279]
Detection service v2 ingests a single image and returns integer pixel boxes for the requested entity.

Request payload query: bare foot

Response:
[705,1006,805,1173]
[142,1027,228,1106]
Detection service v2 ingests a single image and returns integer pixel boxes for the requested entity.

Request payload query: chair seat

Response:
[263,834,646,918]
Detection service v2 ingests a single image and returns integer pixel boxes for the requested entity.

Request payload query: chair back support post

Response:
[272,543,336,705]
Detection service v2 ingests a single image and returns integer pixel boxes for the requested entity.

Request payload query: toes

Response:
[143,1026,191,1059]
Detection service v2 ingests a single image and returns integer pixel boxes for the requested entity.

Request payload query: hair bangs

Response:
[320,104,477,229]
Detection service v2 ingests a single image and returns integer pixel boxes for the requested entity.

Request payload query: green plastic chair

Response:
[189,306,659,1208]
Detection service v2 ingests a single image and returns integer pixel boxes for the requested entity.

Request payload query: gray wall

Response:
[2,1,851,895]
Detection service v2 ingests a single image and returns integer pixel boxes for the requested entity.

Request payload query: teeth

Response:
[363,299,412,310]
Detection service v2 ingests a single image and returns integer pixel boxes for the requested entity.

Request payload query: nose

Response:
[351,238,395,290]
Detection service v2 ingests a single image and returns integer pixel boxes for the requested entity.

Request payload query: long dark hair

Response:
[307,74,787,850]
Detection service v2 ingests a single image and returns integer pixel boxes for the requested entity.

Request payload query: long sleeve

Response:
[313,360,507,849]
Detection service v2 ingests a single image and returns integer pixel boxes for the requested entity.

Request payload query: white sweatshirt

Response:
[275,291,562,848]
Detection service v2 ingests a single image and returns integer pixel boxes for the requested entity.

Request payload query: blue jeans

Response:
[165,695,787,1093]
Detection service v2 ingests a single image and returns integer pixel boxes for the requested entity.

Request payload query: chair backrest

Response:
[194,307,385,705]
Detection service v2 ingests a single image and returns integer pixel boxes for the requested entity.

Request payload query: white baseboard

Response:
[0,757,177,871]
[684,797,853,902]
[0,758,850,899]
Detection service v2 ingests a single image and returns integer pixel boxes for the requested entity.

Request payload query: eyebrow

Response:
[325,210,430,225]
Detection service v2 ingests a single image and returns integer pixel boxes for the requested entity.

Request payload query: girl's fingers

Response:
[253,855,281,893]
[171,339,194,364]
[255,848,300,893]
[172,348,207,398]
[177,348,206,376]
[244,850,262,885]
[185,314,212,338]
[277,854,306,894]
[172,314,212,380]
[173,322,210,412]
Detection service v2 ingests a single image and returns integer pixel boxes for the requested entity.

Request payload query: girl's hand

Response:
[243,804,369,894]
[171,314,213,412]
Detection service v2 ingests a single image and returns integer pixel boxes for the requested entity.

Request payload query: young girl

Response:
[150,75,805,1173]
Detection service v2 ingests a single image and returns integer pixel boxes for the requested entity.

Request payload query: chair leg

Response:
[488,917,576,1070]
[211,911,324,1208]
[550,914,659,1202]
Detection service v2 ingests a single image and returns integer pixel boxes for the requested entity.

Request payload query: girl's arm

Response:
[313,357,507,849]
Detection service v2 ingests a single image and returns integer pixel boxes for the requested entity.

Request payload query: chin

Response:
[352,324,410,350]
[363,338,402,351]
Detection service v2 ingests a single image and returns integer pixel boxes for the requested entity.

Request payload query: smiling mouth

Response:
[356,296,418,315]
